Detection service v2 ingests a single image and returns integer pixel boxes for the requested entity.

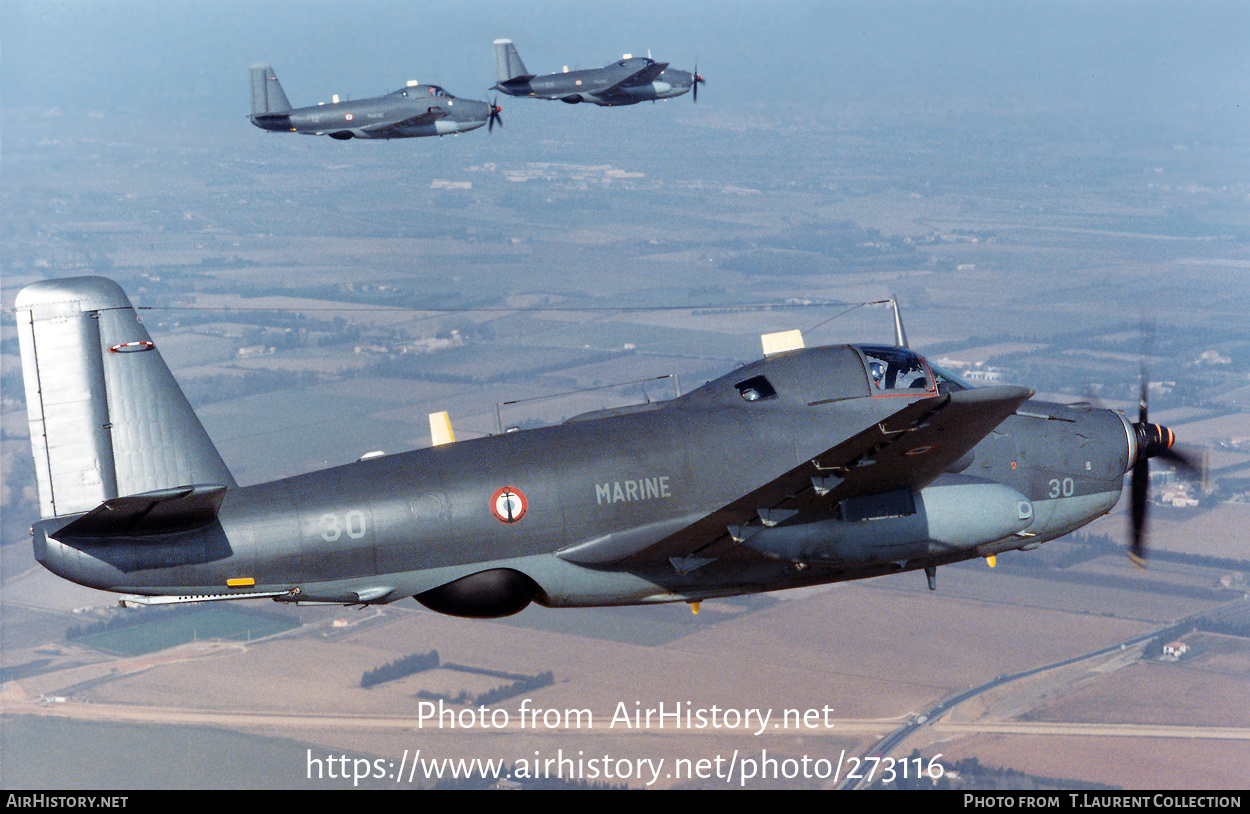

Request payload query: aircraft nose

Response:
[1131,421,1179,469]
[689,67,705,101]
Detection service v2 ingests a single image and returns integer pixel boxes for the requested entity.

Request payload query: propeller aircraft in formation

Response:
[491,39,705,105]
[14,277,1191,619]
[248,64,501,140]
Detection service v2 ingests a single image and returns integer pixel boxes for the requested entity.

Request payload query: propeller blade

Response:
[1129,334,1152,565]
[490,96,503,132]
[1159,444,1200,473]
[1125,324,1197,566]
[1129,425,1201,567]
[692,65,705,103]
[1129,456,1149,566]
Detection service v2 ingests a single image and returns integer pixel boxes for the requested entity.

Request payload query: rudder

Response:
[15,276,236,520]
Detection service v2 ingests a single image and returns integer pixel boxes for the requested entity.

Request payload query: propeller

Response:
[1127,357,1199,566]
[692,65,705,102]
[487,96,503,132]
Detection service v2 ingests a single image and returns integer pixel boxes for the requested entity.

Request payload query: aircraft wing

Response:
[363,109,447,134]
[562,385,1032,568]
[602,61,669,92]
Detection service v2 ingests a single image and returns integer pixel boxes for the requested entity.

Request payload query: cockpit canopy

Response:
[396,85,451,99]
[857,345,936,395]
[573,343,970,420]
[714,344,966,410]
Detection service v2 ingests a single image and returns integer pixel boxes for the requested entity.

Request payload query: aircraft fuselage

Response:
[32,346,1132,611]
[497,66,696,106]
[250,86,492,139]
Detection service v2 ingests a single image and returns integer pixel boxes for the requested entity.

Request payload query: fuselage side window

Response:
[736,375,778,402]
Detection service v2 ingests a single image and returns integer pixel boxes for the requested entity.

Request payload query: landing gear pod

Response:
[415,569,538,618]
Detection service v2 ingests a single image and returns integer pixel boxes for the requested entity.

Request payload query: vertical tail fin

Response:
[15,277,236,520]
[493,39,530,83]
[250,63,292,115]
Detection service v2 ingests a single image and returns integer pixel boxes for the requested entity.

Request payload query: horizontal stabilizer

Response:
[53,484,228,539]
[250,113,293,132]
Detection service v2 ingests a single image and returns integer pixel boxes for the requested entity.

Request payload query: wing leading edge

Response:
[612,61,669,89]
[363,109,448,136]
[559,385,1033,568]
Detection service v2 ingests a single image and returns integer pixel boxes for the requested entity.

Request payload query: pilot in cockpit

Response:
[862,346,932,392]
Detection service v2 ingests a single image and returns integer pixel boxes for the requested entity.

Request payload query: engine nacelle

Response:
[738,477,1033,565]
[415,568,538,618]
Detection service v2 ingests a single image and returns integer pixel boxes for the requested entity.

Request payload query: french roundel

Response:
[490,487,527,524]
[109,341,155,353]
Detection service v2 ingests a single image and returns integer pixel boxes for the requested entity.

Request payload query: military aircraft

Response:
[491,39,704,106]
[248,64,501,139]
[16,277,1190,618]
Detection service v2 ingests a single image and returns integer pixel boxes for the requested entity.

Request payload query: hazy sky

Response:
[3,0,1247,125]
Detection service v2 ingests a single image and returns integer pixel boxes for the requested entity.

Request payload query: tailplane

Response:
[15,277,236,520]
[493,39,531,83]
[250,63,292,115]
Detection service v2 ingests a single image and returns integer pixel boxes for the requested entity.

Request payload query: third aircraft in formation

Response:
[249,39,704,140]
[491,39,704,106]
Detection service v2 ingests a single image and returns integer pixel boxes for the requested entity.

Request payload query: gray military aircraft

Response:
[16,277,1190,618]
[249,64,501,139]
[491,39,704,105]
